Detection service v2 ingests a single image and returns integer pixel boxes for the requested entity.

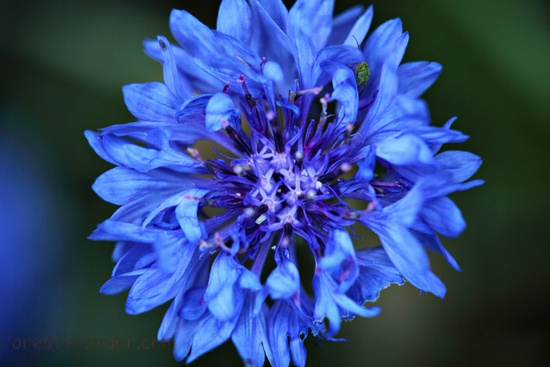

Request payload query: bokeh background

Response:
[1,0,549,366]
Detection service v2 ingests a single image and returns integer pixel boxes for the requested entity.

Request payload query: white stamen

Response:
[255,214,267,225]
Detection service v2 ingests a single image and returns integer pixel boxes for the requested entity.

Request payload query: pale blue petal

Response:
[398,61,442,98]
[351,247,405,302]
[157,35,190,99]
[122,82,179,122]
[180,286,208,321]
[435,150,483,182]
[343,5,373,47]
[92,167,181,206]
[206,92,240,131]
[375,134,433,165]
[217,0,252,44]
[327,5,363,45]
[175,188,209,244]
[366,221,446,297]
[266,259,300,299]
[420,197,466,238]
[257,0,287,29]
[289,0,334,52]
[231,295,270,367]
[319,229,359,293]
[204,253,242,321]
[186,313,237,363]
[329,67,358,127]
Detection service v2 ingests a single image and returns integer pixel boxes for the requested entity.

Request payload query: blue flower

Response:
[86,1,482,366]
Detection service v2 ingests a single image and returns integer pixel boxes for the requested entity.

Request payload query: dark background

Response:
[1,0,549,366]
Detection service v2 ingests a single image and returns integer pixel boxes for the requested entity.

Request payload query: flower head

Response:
[86,1,482,366]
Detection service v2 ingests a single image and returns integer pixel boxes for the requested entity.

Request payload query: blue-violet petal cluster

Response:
[86,1,482,366]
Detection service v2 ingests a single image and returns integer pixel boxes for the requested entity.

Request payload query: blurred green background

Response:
[1,0,549,366]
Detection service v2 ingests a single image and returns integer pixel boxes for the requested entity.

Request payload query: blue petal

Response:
[413,227,461,271]
[126,268,181,314]
[231,294,271,367]
[157,35,190,99]
[366,221,446,297]
[350,247,404,303]
[175,188,209,244]
[314,45,362,87]
[125,243,198,314]
[329,67,358,128]
[288,34,315,88]
[176,94,212,124]
[319,229,359,293]
[239,269,263,291]
[248,1,293,87]
[370,31,409,117]
[158,290,184,342]
[289,336,306,367]
[158,257,209,342]
[172,318,195,361]
[379,182,424,226]
[343,5,374,47]
[85,130,117,166]
[205,93,240,131]
[267,300,310,367]
[89,220,158,242]
[355,145,375,182]
[418,172,485,201]
[111,243,154,277]
[92,167,182,206]
[204,253,243,321]
[266,258,300,299]
[435,150,482,182]
[420,197,466,238]
[263,61,284,89]
[405,124,469,150]
[363,18,404,78]
[185,312,238,363]
[267,301,292,367]
[100,272,142,295]
[143,38,222,93]
[257,0,288,30]
[327,5,364,45]
[217,0,252,44]
[170,10,219,62]
[98,133,206,173]
[289,0,334,53]
[140,190,193,227]
[398,61,442,98]
[288,0,335,87]
[123,82,179,122]
[180,286,208,321]
[359,185,446,297]
[312,273,342,335]
[153,236,187,273]
[313,272,380,336]
[375,134,433,165]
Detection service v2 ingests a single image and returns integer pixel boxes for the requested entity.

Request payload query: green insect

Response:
[354,61,370,94]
